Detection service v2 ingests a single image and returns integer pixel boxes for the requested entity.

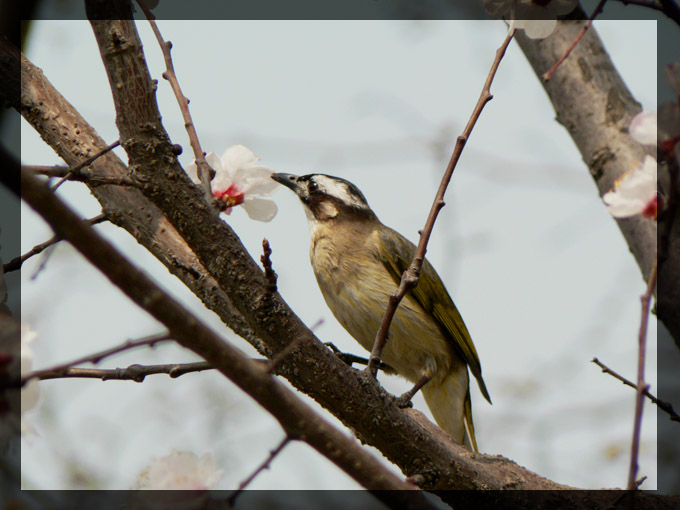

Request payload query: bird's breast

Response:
[309,232,454,383]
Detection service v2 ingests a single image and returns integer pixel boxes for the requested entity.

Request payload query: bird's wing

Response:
[376,227,491,403]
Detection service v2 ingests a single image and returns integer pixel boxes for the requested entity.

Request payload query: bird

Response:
[271,172,491,451]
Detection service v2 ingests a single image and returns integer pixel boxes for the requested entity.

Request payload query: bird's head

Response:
[271,173,377,223]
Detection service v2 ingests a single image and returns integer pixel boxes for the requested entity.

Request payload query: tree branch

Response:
[35,361,213,382]
[22,332,172,386]
[543,0,607,82]
[592,357,680,422]
[610,0,680,26]
[50,139,120,191]
[134,0,216,207]
[514,20,663,329]
[3,213,107,273]
[628,257,658,489]
[366,26,515,376]
[228,435,292,505]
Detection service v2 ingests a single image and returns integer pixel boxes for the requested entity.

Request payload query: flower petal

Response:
[520,19,557,39]
[630,111,657,146]
[220,145,258,183]
[603,156,657,218]
[184,152,222,185]
[239,168,281,196]
[242,198,278,222]
[184,161,199,183]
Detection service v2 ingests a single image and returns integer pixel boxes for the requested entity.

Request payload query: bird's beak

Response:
[271,173,303,195]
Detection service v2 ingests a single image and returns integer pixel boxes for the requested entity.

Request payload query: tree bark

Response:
[515,22,670,338]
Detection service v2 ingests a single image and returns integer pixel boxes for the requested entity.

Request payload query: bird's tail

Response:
[421,369,479,452]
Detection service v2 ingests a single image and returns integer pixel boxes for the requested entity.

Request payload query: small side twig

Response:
[22,165,70,178]
[3,214,108,273]
[627,256,658,490]
[365,27,515,377]
[592,358,679,422]
[30,244,57,281]
[543,0,608,82]
[135,0,216,208]
[37,361,212,383]
[23,166,139,188]
[610,0,680,27]
[51,140,120,191]
[21,332,172,387]
[261,238,278,293]
[227,435,292,506]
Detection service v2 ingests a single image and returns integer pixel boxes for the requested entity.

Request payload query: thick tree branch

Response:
[20,169,432,505]
[514,21,665,331]
[134,0,216,206]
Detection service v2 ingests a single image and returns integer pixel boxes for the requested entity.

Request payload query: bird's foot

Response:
[393,392,414,409]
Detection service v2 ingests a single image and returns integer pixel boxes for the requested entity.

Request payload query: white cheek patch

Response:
[319,201,338,218]
[313,175,365,209]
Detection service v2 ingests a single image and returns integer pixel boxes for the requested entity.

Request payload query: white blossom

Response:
[629,111,657,146]
[135,451,223,490]
[185,145,280,222]
[603,156,657,219]
[482,0,578,39]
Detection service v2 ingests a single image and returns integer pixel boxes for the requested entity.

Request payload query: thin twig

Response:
[228,436,292,506]
[627,256,658,490]
[610,0,680,26]
[261,238,278,293]
[36,361,213,382]
[543,0,608,82]
[22,165,70,177]
[21,332,172,386]
[33,359,281,384]
[592,358,679,422]
[611,0,663,10]
[30,244,57,281]
[3,214,108,273]
[51,140,120,191]
[366,27,516,377]
[135,0,216,207]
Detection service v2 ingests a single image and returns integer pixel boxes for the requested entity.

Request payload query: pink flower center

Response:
[642,195,658,220]
[213,184,245,207]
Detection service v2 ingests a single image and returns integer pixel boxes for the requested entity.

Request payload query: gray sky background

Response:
[16,20,658,490]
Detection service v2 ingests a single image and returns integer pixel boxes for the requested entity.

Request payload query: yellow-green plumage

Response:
[272,172,490,451]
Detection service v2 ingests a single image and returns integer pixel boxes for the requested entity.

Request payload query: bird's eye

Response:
[308,181,318,192]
